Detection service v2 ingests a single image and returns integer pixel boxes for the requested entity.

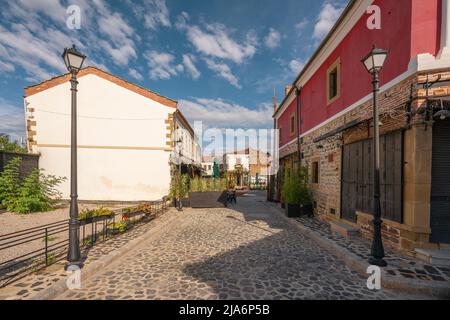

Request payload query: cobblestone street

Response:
[57,192,428,300]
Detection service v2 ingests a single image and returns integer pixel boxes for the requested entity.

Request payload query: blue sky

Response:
[0,0,348,141]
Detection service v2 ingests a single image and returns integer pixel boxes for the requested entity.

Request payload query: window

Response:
[290,113,296,135]
[311,161,319,184]
[327,58,340,104]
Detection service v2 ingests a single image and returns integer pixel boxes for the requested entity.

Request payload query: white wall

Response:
[26,73,174,201]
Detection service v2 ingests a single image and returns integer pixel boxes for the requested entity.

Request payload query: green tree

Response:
[0,157,22,208]
[12,169,66,213]
[0,157,66,213]
[0,134,27,153]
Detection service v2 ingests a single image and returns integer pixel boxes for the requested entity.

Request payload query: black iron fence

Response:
[0,199,168,287]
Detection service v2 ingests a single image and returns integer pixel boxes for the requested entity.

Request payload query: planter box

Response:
[285,203,301,218]
[123,211,144,219]
[188,191,227,208]
[79,214,113,225]
[285,204,314,218]
[300,204,314,217]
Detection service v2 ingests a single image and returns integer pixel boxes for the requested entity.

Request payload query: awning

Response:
[312,119,362,143]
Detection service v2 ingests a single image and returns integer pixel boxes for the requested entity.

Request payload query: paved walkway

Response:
[57,192,427,300]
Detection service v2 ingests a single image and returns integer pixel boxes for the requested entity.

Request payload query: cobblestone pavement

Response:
[0,207,176,300]
[57,192,429,300]
[291,214,450,283]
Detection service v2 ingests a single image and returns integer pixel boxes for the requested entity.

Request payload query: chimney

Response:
[285,85,293,96]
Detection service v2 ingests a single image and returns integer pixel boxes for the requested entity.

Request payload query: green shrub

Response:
[282,167,312,205]
[79,207,113,220]
[107,221,128,233]
[0,157,66,213]
[12,169,66,213]
[0,157,21,208]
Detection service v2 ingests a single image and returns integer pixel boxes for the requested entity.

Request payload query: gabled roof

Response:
[174,110,195,137]
[24,66,177,108]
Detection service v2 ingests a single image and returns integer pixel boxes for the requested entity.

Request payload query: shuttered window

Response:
[341,130,403,223]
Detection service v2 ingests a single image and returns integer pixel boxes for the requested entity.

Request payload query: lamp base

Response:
[368,256,387,267]
[65,261,84,271]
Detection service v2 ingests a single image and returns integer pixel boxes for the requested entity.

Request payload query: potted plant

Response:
[281,169,301,217]
[298,167,314,217]
[169,174,190,208]
[78,207,114,224]
[106,221,129,235]
[122,206,145,219]
[282,167,314,218]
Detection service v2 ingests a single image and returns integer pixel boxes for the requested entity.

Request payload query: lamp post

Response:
[362,46,388,267]
[62,45,86,270]
[177,138,183,211]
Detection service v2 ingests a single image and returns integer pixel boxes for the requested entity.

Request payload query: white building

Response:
[24,66,192,202]
[223,152,250,172]
[201,156,215,177]
[172,110,202,172]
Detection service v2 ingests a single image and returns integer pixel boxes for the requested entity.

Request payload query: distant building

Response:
[201,156,215,177]
[223,148,270,188]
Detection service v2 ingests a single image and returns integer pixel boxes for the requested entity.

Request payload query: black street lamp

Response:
[362,46,388,267]
[176,138,183,211]
[62,45,86,270]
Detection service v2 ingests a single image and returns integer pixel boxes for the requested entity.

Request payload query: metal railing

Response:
[0,199,168,287]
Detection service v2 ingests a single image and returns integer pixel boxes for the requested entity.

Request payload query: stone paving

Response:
[0,207,175,300]
[56,192,429,300]
[290,214,450,283]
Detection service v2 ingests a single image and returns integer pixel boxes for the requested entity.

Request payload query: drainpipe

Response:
[439,0,450,58]
[295,85,302,166]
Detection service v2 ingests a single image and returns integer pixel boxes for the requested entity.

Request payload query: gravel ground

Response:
[0,203,128,268]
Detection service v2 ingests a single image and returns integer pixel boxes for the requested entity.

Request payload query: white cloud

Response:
[204,58,241,89]
[289,59,305,75]
[144,50,183,80]
[128,68,144,81]
[264,28,281,49]
[182,54,201,80]
[0,60,15,73]
[93,1,137,66]
[144,0,171,29]
[178,98,273,129]
[126,0,171,30]
[313,3,345,40]
[0,98,26,142]
[295,18,309,31]
[177,15,257,64]
[0,0,139,81]
[15,0,66,23]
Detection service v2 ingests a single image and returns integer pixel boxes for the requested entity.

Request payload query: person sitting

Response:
[227,189,237,204]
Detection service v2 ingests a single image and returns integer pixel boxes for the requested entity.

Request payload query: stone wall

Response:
[278,69,450,254]
[0,151,39,180]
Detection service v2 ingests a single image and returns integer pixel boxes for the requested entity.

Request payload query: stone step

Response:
[330,221,360,238]
[415,248,450,266]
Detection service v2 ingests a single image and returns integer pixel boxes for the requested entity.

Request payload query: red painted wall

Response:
[278,0,441,148]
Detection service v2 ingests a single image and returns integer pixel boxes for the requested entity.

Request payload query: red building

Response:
[274,0,450,257]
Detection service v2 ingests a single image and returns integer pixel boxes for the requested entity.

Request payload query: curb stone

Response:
[30,210,180,300]
[270,205,450,299]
